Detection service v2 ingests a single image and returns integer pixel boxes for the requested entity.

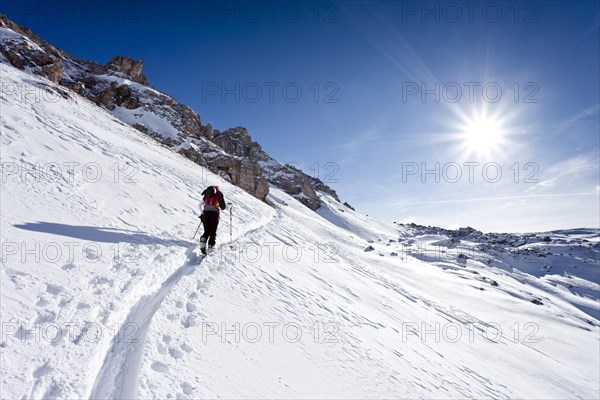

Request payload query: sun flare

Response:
[439,104,522,161]
[463,117,503,152]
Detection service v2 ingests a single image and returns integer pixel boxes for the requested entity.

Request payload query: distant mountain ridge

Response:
[0,14,341,210]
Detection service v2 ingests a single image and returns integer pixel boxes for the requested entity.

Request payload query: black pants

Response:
[201,211,220,246]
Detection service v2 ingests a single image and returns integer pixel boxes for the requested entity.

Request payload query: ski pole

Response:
[192,217,202,240]
[229,204,233,244]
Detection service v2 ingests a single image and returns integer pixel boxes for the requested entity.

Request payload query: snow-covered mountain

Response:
[0,15,340,210]
[1,18,599,400]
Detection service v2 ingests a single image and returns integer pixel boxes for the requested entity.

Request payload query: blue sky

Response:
[2,0,599,232]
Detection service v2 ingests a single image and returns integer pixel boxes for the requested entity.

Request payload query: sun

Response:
[440,103,524,161]
[449,110,510,159]
[463,117,503,153]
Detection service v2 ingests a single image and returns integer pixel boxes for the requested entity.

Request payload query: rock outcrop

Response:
[0,15,64,83]
[0,14,342,208]
[96,81,140,110]
[105,55,149,86]
[211,127,340,209]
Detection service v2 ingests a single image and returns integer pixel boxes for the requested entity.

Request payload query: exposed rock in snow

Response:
[0,14,339,207]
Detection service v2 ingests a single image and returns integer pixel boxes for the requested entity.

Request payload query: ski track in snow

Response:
[88,246,199,399]
[88,212,278,398]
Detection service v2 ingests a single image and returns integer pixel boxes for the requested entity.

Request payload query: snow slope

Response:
[0,63,271,398]
[1,63,599,399]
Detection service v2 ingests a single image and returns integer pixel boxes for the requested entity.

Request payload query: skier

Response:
[199,185,226,254]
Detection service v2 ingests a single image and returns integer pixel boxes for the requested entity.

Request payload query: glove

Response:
[199,214,204,221]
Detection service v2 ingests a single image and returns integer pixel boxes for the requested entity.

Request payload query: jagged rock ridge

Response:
[0,14,341,209]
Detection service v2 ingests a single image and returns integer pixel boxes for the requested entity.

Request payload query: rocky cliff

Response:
[0,14,341,209]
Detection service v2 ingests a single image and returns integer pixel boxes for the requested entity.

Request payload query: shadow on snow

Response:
[14,222,193,248]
